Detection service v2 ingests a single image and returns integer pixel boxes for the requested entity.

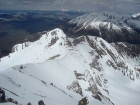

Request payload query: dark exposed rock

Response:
[73,36,86,46]
[50,83,53,86]
[20,65,23,69]
[6,98,13,102]
[48,54,60,60]
[74,71,86,81]
[27,102,32,105]
[49,36,59,46]
[93,92,102,102]
[112,42,140,58]
[78,97,89,105]
[6,98,18,105]
[67,81,83,96]
[38,100,45,105]
[13,100,18,104]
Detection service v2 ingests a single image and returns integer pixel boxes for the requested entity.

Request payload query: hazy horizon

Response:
[0,0,139,14]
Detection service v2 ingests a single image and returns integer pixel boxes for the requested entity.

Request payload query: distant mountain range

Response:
[62,11,140,44]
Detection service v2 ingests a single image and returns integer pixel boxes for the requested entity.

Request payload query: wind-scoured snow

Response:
[0,28,140,105]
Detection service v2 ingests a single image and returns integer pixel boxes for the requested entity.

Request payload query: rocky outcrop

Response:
[38,100,45,105]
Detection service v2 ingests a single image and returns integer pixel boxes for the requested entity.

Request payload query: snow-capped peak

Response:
[69,11,132,29]
[0,28,67,71]
[63,11,140,43]
[69,11,140,31]
[132,13,140,18]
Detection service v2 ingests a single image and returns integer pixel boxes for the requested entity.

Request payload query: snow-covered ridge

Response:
[0,28,140,105]
[0,28,67,71]
[63,11,140,44]
[69,11,140,31]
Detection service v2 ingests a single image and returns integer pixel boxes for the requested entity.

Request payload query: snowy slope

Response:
[0,28,140,105]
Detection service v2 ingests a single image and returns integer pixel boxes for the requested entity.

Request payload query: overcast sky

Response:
[0,0,140,14]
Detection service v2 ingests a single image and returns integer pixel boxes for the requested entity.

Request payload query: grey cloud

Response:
[0,0,139,14]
